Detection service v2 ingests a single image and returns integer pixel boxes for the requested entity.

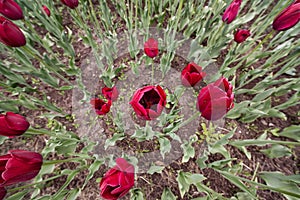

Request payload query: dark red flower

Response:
[42,5,50,17]
[0,187,6,200]
[0,0,23,20]
[102,86,119,102]
[90,98,111,115]
[181,62,206,87]
[0,112,30,138]
[222,0,242,24]
[196,77,234,121]
[234,29,251,43]
[0,150,43,186]
[99,158,135,200]
[0,17,26,47]
[144,38,159,58]
[61,0,78,9]
[273,0,300,31]
[130,85,167,120]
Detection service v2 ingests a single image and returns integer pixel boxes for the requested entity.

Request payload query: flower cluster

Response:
[90,86,119,116]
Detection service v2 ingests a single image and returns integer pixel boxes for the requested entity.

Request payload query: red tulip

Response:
[102,86,119,102]
[90,98,111,115]
[0,187,6,200]
[181,62,206,87]
[0,112,30,138]
[99,158,135,200]
[0,150,43,186]
[144,38,159,58]
[222,0,242,24]
[61,0,78,9]
[272,0,300,31]
[196,77,234,121]
[42,5,50,17]
[0,0,23,20]
[130,85,167,120]
[234,29,251,43]
[0,17,26,47]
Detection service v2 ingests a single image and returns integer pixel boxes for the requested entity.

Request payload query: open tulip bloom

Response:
[181,62,206,87]
[102,86,119,102]
[130,85,167,120]
[61,0,79,9]
[99,158,135,200]
[0,150,43,187]
[0,0,24,20]
[197,77,234,121]
[90,98,112,116]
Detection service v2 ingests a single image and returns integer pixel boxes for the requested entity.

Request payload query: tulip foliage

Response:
[0,0,300,200]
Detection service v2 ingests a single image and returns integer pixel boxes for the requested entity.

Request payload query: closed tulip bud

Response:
[102,86,119,102]
[42,5,50,17]
[196,77,234,121]
[0,0,23,20]
[273,0,300,31]
[0,112,30,138]
[234,29,251,43]
[0,150,43,186]
[99,158,135,200]
[90,98,111,115]
[181,62,206,87]
[0,187,6,200]
[222,0,242,24]
[130,85,167,120]
[0,17,26,47]
[61,0,78,9]
[144,38,159,58]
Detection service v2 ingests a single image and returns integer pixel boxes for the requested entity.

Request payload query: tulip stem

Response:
[248,29,275,56]
[151,60,154,85]
[178,112,200,129]
[43,157,92,165]
[7,174,64,193]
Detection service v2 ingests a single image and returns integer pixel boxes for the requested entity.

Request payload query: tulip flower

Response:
[90,98,111,115]
[222,0,242,24]
[61,0,78,9]
[272,0,300,31]
[99,158,135,200]
[144,38,159,58]
[0,16,26,47]
[0,0,23,20]
[102,86,119,102]
[0,150,43,186]
[42,5,51,17]
[130,85,167,120]
[0,112,30,138]
[196,77,234,121]
[181,62,206,87]
[0,187,6,200]
[234,29,251,43]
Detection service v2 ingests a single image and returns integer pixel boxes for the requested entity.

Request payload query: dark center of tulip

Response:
[94,100,105,110]
[139,89,160,111]
[190,65,199,74]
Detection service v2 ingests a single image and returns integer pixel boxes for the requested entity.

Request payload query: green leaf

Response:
[278,125,300,142]
[66,189,81,200]
[177,171,206,198]
[147,165,165,175]
[161,188,177,200]
[105,133,125,149]
[260,144,292,158]
[5,190,29,200]
[130,188,145,200]
[158,137,171,159]
[260,172,300,200]
[0,136,8,145]
[217,171,256,199]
